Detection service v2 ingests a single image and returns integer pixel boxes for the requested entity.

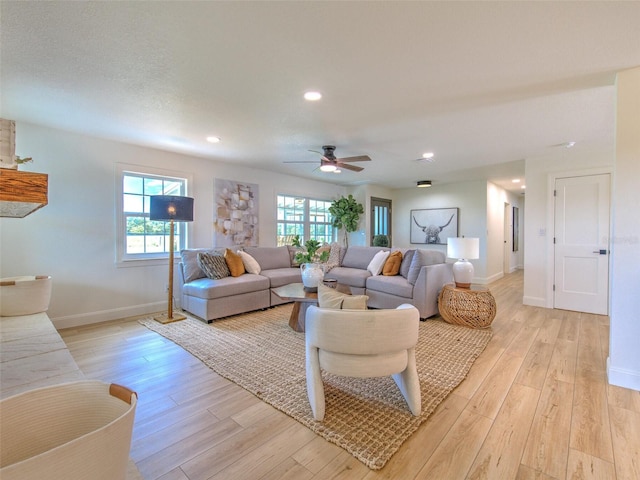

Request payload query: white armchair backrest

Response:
[305,304,419,356]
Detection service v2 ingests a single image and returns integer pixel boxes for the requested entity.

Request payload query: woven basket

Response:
[0,381,137,480]
[438,286,496,328]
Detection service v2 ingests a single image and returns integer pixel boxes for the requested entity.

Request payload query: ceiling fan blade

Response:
[338,155,371,163]
[338,162,364,172]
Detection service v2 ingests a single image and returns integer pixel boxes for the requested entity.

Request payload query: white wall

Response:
[1,123,345,328]
[347,184,394,247]
[391,180,489,281]
[487,182,524,281]
[522,147,614,307]
[608,67,640,391]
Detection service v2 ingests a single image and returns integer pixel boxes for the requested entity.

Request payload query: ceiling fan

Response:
[284,145,371,172]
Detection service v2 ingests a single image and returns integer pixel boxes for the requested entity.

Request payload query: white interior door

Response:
[554,174,610,314]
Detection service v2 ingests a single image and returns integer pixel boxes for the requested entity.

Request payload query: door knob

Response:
[592,249,608,255]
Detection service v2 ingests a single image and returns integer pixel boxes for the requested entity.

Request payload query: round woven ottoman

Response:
[438,284,496,328]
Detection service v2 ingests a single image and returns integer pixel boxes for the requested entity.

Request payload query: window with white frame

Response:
[276,194,335,246]
[117,165,190,263]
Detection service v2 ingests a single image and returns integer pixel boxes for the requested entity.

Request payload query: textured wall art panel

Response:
[213,178,259,247]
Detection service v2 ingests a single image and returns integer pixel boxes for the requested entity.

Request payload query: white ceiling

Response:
[2,1,639,193]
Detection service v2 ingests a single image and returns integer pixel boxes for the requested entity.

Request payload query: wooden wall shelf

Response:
[0,169,48,218]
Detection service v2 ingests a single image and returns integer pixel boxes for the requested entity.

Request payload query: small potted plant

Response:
[372,234,389,247]
[291,235,329,290]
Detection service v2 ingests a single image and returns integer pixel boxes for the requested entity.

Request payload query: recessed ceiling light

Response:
[304,91,322,101]
[417,180,432,188]
[320,164,337,172]
[512,179,521,183]
[422,152,434,159]
[206,136,221,143]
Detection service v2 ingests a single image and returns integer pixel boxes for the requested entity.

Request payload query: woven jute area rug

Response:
[140,304,492,470]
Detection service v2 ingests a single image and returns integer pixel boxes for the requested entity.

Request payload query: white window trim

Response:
[276,194,336,244]
[115,163,194,267]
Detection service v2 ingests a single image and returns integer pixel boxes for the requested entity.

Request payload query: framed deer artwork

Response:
[410,208,459,245]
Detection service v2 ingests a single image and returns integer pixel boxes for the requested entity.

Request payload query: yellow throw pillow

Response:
[224,249,245,277]
[317,284,368,310]
[383,250,403,276]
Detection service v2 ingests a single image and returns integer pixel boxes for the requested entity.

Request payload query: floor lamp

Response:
[150,195,194,324]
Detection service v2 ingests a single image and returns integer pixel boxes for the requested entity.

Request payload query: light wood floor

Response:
[60,271,640,480]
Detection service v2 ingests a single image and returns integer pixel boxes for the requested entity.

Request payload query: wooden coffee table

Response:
[272,282,351,332]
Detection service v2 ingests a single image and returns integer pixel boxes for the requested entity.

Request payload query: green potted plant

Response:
[291,235,329,290]
[372,234,389,247]
[291,235,330,264]
[328,194,364,247]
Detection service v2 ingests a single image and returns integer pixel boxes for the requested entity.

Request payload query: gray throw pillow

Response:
[400,249,415,279]
[197,252,231,279]
[407,249,446,284]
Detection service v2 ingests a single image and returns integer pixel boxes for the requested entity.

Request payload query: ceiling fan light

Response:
[417,180,432,188]
[304,91,322,101]
[320,164,337,172]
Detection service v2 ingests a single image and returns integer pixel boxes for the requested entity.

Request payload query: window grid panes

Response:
[276,195,335,246]
[123,172,187,256]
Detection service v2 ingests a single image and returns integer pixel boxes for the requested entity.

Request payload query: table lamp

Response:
[447,237,479,289]
[150,195,194,323]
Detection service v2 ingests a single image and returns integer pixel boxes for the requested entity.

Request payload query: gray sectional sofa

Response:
[179,244,453,322]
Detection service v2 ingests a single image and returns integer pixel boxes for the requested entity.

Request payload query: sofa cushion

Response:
[366,274,414,298]
[317,284,368,310]
[244,246,291,271]
[383,250,403,276]
[367,250,390,276]
[197,252,230,279]
[225,249,246,277]
[259,268,302,288]
[324,266,371,288]
[182,274,270,299]
[239,251,261,274]
[341,246,388,270]
[407,249,446,285]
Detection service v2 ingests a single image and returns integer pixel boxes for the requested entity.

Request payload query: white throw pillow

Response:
[367,250,390,276]
[239,251,261,274]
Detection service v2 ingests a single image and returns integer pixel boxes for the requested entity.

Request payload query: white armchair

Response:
[305,304,421,421]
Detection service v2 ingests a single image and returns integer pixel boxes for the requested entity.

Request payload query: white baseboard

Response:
[523,296,547,308]
[607,357,640,392]
[51,301,166,329]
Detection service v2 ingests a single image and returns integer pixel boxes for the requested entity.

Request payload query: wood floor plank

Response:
[179,411,296,480]
[570,369,615,463]
[414,410,493,479]
[521,378,574,479]
[608,404,640,480]
[466,352,524,419]
[291,437,343,475]
[546,339,578,384]
[466,383,540,480]
[208,421,317,480]
[362,393,469,480]
[514,339,555,389]
[566,448,616,480]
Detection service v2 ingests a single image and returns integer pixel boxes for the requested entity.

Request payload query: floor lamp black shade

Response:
[150,195,194,324]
